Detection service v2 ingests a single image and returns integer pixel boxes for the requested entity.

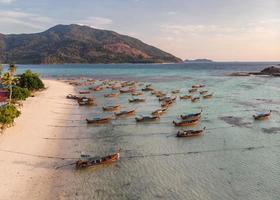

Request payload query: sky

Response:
[0,0,280,61]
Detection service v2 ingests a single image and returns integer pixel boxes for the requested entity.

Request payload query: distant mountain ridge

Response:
[0,24,182,64]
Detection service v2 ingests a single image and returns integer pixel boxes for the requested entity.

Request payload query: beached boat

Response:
[103,105,121,111]
[79,91,90,94]
[180,95,192,100]
[173,118,200,127]
[76,150,120,169]
[191,97,200,103]
[115,109,136,117]
[78,99,95,106]
[177,127,206,137]
[66,94,78,99]
[129,98,145,103]
[86,117,112,124]
[135,115,159,122]
[151,108,167,116]
[104,93,119,98]
[253,110,272,120]
[203,93,213,99]
[181,110,202,120]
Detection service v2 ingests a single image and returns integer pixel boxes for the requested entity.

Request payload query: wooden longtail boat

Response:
[151,108,167,116]
[181,110,202,120]
[135,115,159,122]
[161,97,176,108]
[93,86,103,91]
[203,93,213,99]
[104,93,119,98]
[151,90,158,95]
[77,97,95,105]
[156,93,166,98]
[66,94,78,99]
[103,105,121,111]
[78,100,95,106]
[172,89,180,94]
[159,96,169,101]
[253,110,272,120]
[121,81,135,87]
[115,109,136,117]
[160,96,177,102]
[79,91,90,94]
[142,85,154,92]
[112,85,121,90]
[129,98,145,103]
[86,117,112,124]
[192,84,205,88]
[191,97,200,103]
[161,100,173,108]
[76,150,120,169]
[120,88,135,93]
[173,118,200,127]
[180,95,192,100]
[132,92,144,96]
[177,127,206,137]
[189,88,198,93]
[199,90,208,95]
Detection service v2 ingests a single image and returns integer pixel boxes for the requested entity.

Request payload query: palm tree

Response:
[2,64,17,104]
[9,64,16,75]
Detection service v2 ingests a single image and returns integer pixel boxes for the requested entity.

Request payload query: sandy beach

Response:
[0,80,78,200]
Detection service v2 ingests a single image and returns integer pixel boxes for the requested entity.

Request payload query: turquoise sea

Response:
[12,62,280,199]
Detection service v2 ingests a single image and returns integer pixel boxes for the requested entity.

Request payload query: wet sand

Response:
[0,80,79,200]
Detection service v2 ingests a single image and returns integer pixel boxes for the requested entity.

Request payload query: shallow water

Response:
[15,62,280,199]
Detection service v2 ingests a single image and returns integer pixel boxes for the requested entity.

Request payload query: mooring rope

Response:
[43,125,237,141]
[0,149,76,160]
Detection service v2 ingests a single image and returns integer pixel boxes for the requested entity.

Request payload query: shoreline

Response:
[0,79,79,199]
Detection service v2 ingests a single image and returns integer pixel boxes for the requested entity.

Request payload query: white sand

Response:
[0,80,79,200]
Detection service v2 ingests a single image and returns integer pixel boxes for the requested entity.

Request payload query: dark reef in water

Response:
[219,116,252,128]
[228,64,280,77]
[262,127,280,134]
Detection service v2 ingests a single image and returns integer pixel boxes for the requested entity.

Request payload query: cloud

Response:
[76,17,113,29]
[153,20,280,61]
[0,0,16,3]
[0,10,54,33]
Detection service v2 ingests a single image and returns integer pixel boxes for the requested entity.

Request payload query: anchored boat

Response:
[253,110,272,120]
[173,118,200,127]
[177,127,206,137]
[76,150,120,169]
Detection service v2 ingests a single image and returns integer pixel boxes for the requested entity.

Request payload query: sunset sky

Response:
[0,0,279,61]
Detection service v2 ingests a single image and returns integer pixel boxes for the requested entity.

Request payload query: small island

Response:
[229,64,280,76]
[184,59,213,63]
